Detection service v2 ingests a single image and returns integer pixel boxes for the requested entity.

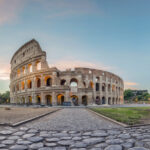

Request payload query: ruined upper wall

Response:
[10,39,46,69]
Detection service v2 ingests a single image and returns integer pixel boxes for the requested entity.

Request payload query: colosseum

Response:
[10,39,124,106]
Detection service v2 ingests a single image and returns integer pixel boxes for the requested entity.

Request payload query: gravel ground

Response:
[0,107,58,124]
[24,108,121,131]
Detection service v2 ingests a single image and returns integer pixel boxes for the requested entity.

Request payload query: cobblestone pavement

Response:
[0,126,150,149]
[0,108,150,149]
[24,108,121,131]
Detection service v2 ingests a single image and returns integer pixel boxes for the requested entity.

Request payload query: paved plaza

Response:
[0,108,150,150]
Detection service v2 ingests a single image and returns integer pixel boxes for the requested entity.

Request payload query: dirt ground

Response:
[0,107,58,124]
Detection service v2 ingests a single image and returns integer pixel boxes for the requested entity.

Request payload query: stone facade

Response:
[10,39,124,105]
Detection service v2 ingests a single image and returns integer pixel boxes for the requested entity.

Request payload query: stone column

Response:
[32,94,36,104]
[52,92,57,105]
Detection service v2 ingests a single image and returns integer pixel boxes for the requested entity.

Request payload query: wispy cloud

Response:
[37,0,100,19]
[0,62,10,80]
[0,0,24,25]
[124,81,139,89]
[49,59,113,71]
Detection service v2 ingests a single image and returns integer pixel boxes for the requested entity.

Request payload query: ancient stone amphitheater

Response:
[10,39,124,106]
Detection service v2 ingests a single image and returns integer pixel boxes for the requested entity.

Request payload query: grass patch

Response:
[91,107,150,125]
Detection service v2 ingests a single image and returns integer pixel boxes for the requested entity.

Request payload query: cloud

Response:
[49,59,113,71]
[124,81,139,89]
[0,62,10,80]
[0,0,24,25]
[37,0,100,18]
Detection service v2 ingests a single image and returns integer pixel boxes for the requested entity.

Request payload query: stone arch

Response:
[71,95,78,106]
[60,79,66,86]
[28,96,32,104]
[45,95,52,105]
[45,76,52,86]
[17,69,20,77]
[95,96,100,105]
[57,94,65,105]
[89,81,94,88]
[28,64,32,73]
[102,96,106,104]
[21,81,24,90]
[36,77,41,88]
[108,97,111,105]
[108,84,111,92]
[70,78,78,87]
[96,83,99,91]
[36,95,41,105]
[82,95,88,106]
[102,83,106,92]
[112,97,115,104]
[27,80,32,89]
[36,60,41,70]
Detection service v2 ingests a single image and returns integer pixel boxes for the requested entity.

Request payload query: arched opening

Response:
[45,95,52,106]
[71,95,78,106]
[57,94,65,105]
[102,83,105,92]
[28,96,32,104]
[36,61,41,70]
[27,80,32,89]
[112,85,115,92]
[102,96,105,104]
[89,81,94,88]
[108,84,111,92]
[17,69,20,77]
[95,96,100,105]
[22,66,25,74]
[108,97,111,105]
[28,64,32,73]
[60,79,66,86]
[37,78,41,88]
[112,98,115,104]
[70,78,78,87]
[82,95,88,106]
[45,76,52,86]
[96,83,99,91]
[36,95,41,105]
[21,81,24,90]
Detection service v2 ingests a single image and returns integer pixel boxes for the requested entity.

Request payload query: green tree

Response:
[0,91,10,104]
[124,89,134,100]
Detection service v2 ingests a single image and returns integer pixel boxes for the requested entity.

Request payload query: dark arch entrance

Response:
[45,95,52,105]
[71,95,78,106]
[108,97,111,105]
[37,95,41,105]
[82,95,88,106]
[102,97,105,104]
[95,96,100,105]
[57,94,65,105]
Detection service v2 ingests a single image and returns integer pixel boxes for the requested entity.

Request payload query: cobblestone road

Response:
[24,108,121,131]
[0,108,150,149]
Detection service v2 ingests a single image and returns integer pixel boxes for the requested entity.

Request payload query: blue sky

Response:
[0,0,150,92]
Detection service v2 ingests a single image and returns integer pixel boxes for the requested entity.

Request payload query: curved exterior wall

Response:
[10,39,124,105]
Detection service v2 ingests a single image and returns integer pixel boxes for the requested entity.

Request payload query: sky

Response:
[0,0,150,93]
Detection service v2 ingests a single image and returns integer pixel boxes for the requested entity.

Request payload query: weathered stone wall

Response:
[10,39,124,106]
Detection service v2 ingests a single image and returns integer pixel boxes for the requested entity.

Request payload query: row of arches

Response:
[95,96,121,105]
[16,61,41,78]
[17,94,88,106]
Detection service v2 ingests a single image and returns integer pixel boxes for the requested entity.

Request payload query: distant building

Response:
[131,90,148,96]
